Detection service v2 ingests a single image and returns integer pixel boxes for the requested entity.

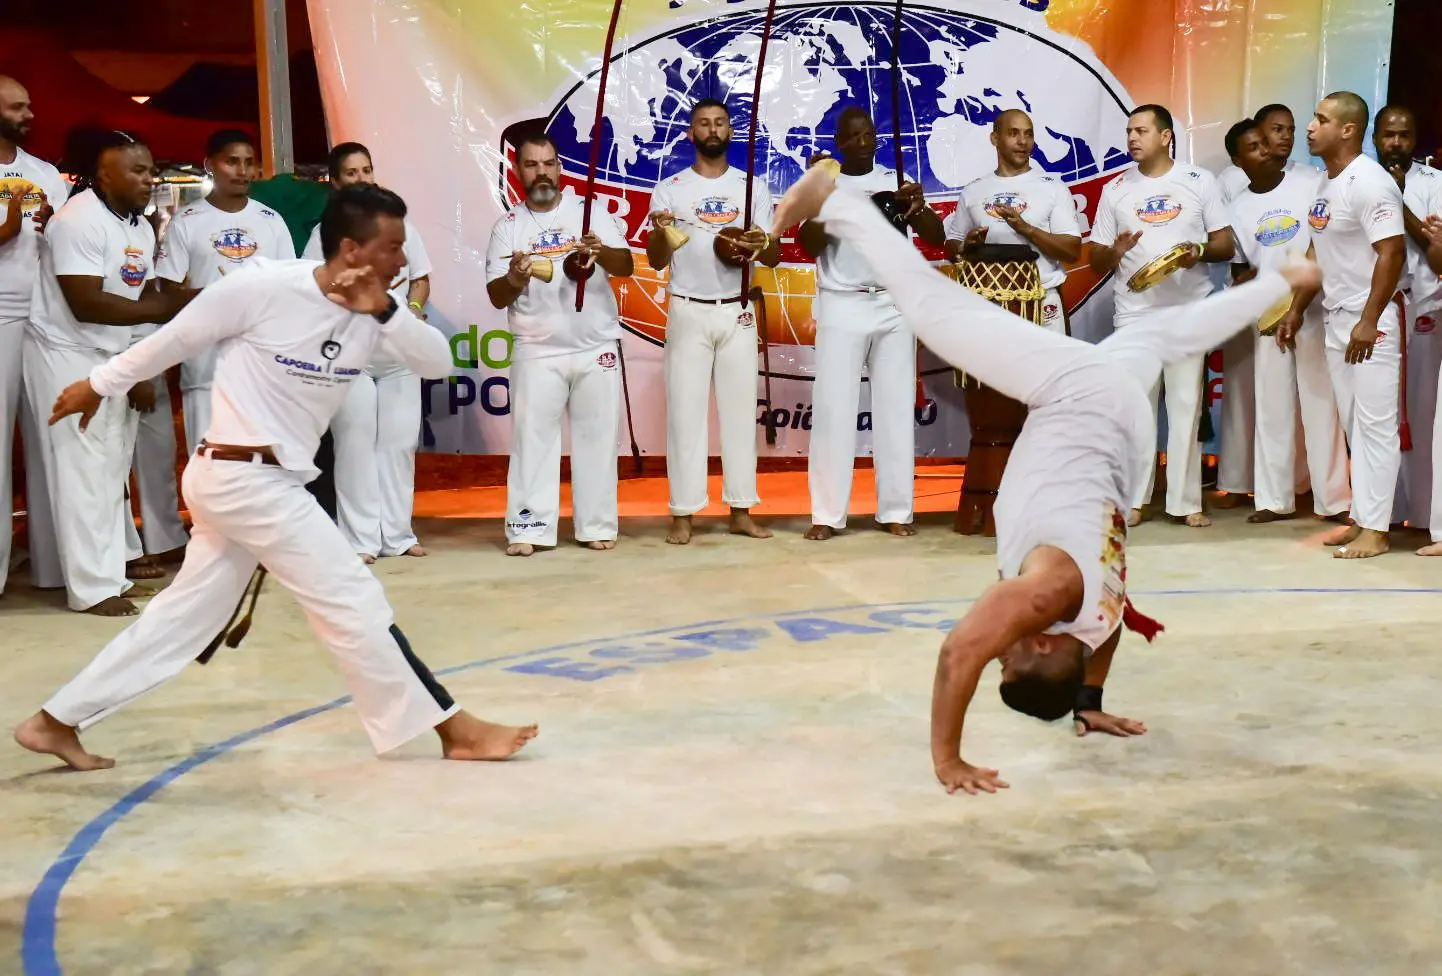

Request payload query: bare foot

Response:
[1417,542,1442,556]
[1335,528,1389,559]
[666,516,693,545]
[1322,524,1361,547]
[881,522,917,537]
[437,710,539,761]
[1318,510,1352,524]
[730,509,773,539]
[1247,509,1296,524]
[1183,512,1212,527]
[771,161,840,238]
[805,524,835,541]
[505,543,535,557]
[585,540,616,550]
[403,545,428,557]
[1128,507,1147,527]
[83,596,137,617]
[14,711,115,771]
[126,557,165,580]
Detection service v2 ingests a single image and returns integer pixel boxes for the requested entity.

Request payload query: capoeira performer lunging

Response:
[771,163,1319,796]
[13,184,537,771]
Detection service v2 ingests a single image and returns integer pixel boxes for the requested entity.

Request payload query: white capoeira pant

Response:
[809,288,915,529]
[506,342,621,546]
[1394,302,1442,529]
[41,452,458,754]
[1,316,61,593]
[664,295,760,515]
[1218,328,1255,495]
[807,183,1292,605]
[180,357,214,455]
[21,334,134,610]
[1251,313,1351,516]
[128,378,190,554]
[332,366,423,557]
[1323,302,1403,533]
[1112,309,1206,515]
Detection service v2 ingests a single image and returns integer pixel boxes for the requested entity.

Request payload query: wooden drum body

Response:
[952,245,1044,537]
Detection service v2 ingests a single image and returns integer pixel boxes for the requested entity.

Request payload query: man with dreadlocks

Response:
[23,129,194,616]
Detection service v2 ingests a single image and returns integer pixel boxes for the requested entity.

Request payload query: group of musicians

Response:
[488,92,1442,561]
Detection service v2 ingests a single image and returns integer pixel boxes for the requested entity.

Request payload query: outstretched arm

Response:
[931,546,1083,795]
[1071,628,1147,737]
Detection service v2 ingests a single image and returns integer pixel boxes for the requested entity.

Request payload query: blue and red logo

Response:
[983,192,1028,219]
[1308,199,1331,231]
[119,246,148,287]
[212,228,259,262]
[1136,195,1182,224]
[694,196,740,226]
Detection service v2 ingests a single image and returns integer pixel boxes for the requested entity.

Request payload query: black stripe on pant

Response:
[390,623,454,710]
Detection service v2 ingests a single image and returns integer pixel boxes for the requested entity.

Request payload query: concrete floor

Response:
[3,505,1441,975]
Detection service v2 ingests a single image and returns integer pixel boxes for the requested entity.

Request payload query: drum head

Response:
[964,242,1040,264]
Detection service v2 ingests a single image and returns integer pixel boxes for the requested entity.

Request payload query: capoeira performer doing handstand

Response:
[771,164,1320,796]
[14,184,538,771]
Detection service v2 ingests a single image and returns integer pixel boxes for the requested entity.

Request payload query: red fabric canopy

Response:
[2,30,252,166]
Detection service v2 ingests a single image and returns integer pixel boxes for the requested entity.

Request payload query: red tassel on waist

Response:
[1122,597,1164,643]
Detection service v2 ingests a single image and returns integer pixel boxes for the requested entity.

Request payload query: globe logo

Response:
[530,230,576,256]
[521,1,1134,359]
[1309,199,1331,231]
[1136,195,1182,225]
[983,192,1028,219]
[212,228,260,262]
[1254,212,1300,247]
[695,196,741,225]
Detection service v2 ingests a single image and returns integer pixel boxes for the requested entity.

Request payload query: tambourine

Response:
[1126,242,1202,293]
[1257,294,1293,336]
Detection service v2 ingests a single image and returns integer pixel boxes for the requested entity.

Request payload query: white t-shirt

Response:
[1308,154,1406,315]
[156,197,294,288]
[1092,161,1229,315]
[28,188,156,355]
[484,192,625,361]
[0,148,69,322]
[1403,163,1442,312]
[649,166,774,301]
[1230,166,1324,326]
[995,361,1136,651]
[1217,164,1249,207]
[944,168,1082,290]
[156,197,296,391]
[88,259,452,477]
[815,165,909,292]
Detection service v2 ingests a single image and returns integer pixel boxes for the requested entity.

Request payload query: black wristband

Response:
[372,295,399,324]
[1074,685,1103,715]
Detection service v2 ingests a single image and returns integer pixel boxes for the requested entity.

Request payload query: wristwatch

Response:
[373,296,399,324]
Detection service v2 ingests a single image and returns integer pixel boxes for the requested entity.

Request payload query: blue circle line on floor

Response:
[20,586,1442,975]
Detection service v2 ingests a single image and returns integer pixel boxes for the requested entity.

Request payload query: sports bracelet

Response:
[1074,685,1103,716]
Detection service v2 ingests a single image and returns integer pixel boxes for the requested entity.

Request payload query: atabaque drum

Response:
[953,243,1045,537]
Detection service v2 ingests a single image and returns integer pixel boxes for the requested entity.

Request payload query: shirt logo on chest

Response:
[1254,211,1300,247]
[695,196,740,225]
[983,192,1028,219]
[0,177,43,215]
[119,246,148,287]
[530,230,576,256]
[212,227,259,262]
[1135,194,1182,225]
[1308,199,1331,231]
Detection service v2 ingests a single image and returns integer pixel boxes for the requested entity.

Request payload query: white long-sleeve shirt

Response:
[90,259,452,477]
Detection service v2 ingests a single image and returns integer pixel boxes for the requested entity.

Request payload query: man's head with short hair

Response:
[1234,120,1280,183]
[205,129,258,199]
[65,126,154,212]
[1253,104,1296,160]
[0,75,34,146]
[1373,105,1417,173]
[318,183,409,284]
[1224,118,1258,163]
[1127,104,1175,164]
[327,141,374,187]
[515,132,561,205]
[688,99,732,160]
[992,108,1035,171]
[1307,91,1369,159]
[834,106,877,165]
[997,632,1087,722]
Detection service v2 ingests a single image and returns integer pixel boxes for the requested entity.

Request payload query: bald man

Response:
[1372,106,1442,538]
[1299,92,1407,558]
[799,106,944,541]
[0,75,66,599]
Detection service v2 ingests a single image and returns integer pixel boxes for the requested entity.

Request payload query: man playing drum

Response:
[771,159,1319,795]
[1090,104,1235,527]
